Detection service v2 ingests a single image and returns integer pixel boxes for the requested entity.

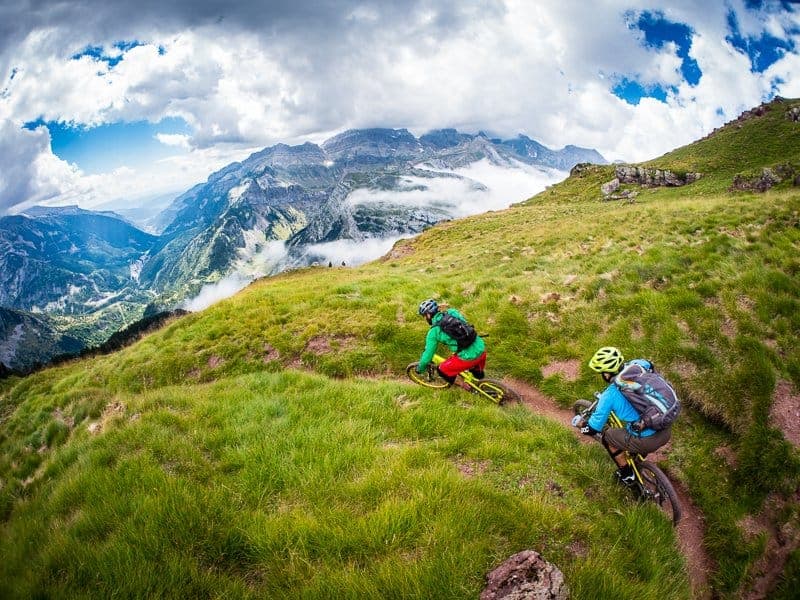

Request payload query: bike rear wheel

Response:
[406,362,451,389]
[637,461,682,525]
[475,379,520,405]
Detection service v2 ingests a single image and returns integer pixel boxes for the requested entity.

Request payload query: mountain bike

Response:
[406,353,520,405]
[573,397,682,525]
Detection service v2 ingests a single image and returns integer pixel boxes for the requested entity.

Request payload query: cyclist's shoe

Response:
[614,468,636,487]
[469,368,485,380]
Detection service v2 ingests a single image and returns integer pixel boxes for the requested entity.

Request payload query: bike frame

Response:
[429,353,482,389]
[605,409,648,488]
[409,353,518,405]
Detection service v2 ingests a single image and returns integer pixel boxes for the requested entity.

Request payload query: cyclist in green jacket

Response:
[416,299,486,390]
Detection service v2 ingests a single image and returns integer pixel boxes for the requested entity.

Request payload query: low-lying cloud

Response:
[181,273,252,312]
[347,159,566,217]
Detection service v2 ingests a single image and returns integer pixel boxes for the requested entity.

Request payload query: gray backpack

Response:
[614,362,680,430]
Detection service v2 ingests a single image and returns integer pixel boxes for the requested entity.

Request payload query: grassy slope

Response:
[1,98,799,598]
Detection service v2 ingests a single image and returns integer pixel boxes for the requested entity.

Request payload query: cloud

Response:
[156,133,191,149]
[347,160,565,218]
[0,1,798,214]
[181,273,252,312]
[304,236,410,268]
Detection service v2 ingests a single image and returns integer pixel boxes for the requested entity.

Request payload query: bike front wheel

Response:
[573,399,593,416]
[475,379,520,405]
[406,362,451,389]
[637,461,682,525]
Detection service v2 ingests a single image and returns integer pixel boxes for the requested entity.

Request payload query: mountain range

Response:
[0,128,605,372]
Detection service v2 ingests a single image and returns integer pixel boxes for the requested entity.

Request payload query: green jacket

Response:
[418,308,485,370]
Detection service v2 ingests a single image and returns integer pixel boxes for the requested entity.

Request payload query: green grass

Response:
[0,372,689,599]
[1,98,800,598]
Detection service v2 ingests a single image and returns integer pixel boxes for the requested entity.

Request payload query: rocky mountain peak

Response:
[321,128,423,162]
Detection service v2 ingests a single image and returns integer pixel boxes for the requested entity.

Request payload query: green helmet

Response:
[589,346,624,374]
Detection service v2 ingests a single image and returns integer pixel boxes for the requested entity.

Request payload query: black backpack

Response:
[614,362,681,430]
[436,312,478,351]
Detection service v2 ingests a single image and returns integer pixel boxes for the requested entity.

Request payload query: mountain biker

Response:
[416,299,486,390]
[574,346,672,486]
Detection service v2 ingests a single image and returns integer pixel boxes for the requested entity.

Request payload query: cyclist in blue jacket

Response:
[575,346,672,486]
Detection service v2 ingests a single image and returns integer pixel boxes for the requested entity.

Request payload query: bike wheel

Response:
[475,379,520,405]
[573,399,593,415]
[637,461,682,525]
[406,362,451,389]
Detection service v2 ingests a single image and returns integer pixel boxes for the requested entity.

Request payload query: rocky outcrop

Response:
[598,166,701,199]
[481,550,569,600]
[730,164,798,192]
[614,166,702,187]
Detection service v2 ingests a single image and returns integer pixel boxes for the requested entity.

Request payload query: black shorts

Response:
[603,427,671,456]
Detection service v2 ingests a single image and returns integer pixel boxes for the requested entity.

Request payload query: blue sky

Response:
[25,117,191,174]
[0,0,798,215]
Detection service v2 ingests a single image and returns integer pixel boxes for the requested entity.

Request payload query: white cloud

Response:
[0,1,798,214]
[181,273,252,312]
[304,236,410,268]
[346,160,565,218]
[155,133,191,149]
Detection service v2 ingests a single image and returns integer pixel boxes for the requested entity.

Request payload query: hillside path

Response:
[506,379,714,600]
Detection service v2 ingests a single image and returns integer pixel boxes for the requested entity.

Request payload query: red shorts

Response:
[438,351,487,377]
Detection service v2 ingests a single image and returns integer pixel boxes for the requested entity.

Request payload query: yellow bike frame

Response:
[606,410,646,486]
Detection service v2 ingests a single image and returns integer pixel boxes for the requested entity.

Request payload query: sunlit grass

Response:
[0,372,690,598]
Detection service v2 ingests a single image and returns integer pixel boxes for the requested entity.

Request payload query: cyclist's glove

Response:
[631,415,652,433]
[580,423,600,436]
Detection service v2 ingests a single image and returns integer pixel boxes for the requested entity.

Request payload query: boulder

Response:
[481,550,569,600]
[600,178,620,195]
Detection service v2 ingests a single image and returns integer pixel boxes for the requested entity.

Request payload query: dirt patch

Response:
[53,407,75,429]
[381,239,416,261]
[672,360,698,380]
[740,491,800,600]
[87,401,125,435]
[714,445,738,469]
[305,335,358,355]
[263,343,280,363]
[770,380,800,447]
[454,457,491,478]
[721,317,737,339]
[541,359,581,382]
[208,355,224,368]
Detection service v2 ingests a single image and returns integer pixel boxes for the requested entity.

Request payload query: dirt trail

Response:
[507,379,713,599]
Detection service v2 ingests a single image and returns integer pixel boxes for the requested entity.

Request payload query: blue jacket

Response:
[588,359,657,437]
